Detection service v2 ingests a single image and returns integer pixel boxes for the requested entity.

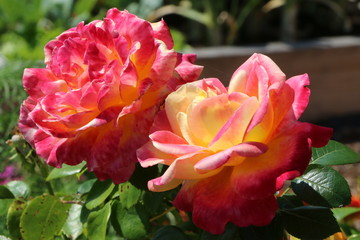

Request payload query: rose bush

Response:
[18,8,202,183]
[138,53,333,234]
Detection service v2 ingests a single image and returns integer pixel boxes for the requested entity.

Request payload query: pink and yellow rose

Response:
[18,8,202,183]
[138,54,333,234]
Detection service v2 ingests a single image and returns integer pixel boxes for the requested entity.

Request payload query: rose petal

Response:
[165,83,207,139]
[23,68,68,99]
[187,93,243,146]
[150,130,206,155]
[151,19,174,49]
[194,142,268,173]
[137,141,174,167]
[173,168,278,234]
[232,125,313,199]
[286,73,310,119]
[148,177,182,192]
[209,96,258,151]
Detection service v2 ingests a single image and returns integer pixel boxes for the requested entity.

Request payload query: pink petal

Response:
[151,19,174,49]
[194,142,268,173]
[35,136,67,167]
[80,81,101,109]
[245,81,295,142]
[174,54,203,85]
[276,170,301,190]
[228,69,246,94]
[286,74,310,119]
[137,141,174,167]
[148,177,182,192]
[119,59,139,103]
[97,62,123,111]
[84,42,109,80]
[150,130,206,155]
[29,103,74,138]
[148,152,219,191]
[148,43,178,89]
[59,111,98,129]
[149,109,173,133]
[188,93,243,146]
[19,99,45,146]
[238,53,286,85]
[53,38,88,86]
[164,83,206,140]
[209,96,258,150]
[106,9,155,67]
[193,78,228,95]
[23,68,68,99]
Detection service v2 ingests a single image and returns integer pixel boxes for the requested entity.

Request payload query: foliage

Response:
[0,60,44,168]
[148,0,358,45]
[0,139,359,239]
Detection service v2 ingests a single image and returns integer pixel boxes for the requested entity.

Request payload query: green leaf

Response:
[339,222,359,237]
[46,162,86,181]
[77,179,96,194]
[110,201,123,237]
[142,191,166,216]
[62,204,83,239]
[87,202,111,240]
[0,185,14,199]
[153,226,190,240]
[277,195,304,210]
[349,235,360,240]
[0,236,11,240]
[280,206,340,239]
[113,201,147,239]
[119,182,141,209]
[73,0,97,15]
[0,199,13,216]
[20,195,71,240]
[311,140,360,165]
[291,164,351,207]
[6,200,27,240]
[332,207,360,221]
[6,181,30,198]
[85,179,115,210]
[80,204,91,223]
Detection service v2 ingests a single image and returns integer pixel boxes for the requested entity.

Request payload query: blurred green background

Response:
[1,0,359,191]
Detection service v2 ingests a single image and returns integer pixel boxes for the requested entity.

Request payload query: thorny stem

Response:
[32,154,55,195]
[61,200,84,204]
[279,186,291,197]
[14,145,55,195]
[149,206,177,222]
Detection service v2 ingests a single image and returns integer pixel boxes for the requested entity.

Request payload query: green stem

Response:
[33,154,55,195]
[149,206,176,222]
[280,186,291,197]
[227,0,261,45]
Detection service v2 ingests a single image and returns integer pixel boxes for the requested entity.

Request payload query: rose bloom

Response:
[138,54,332,234]
[18,8,202,183]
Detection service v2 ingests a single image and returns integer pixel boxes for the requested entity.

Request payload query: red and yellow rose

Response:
[18,8,202,183]
[138,53,333,234]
